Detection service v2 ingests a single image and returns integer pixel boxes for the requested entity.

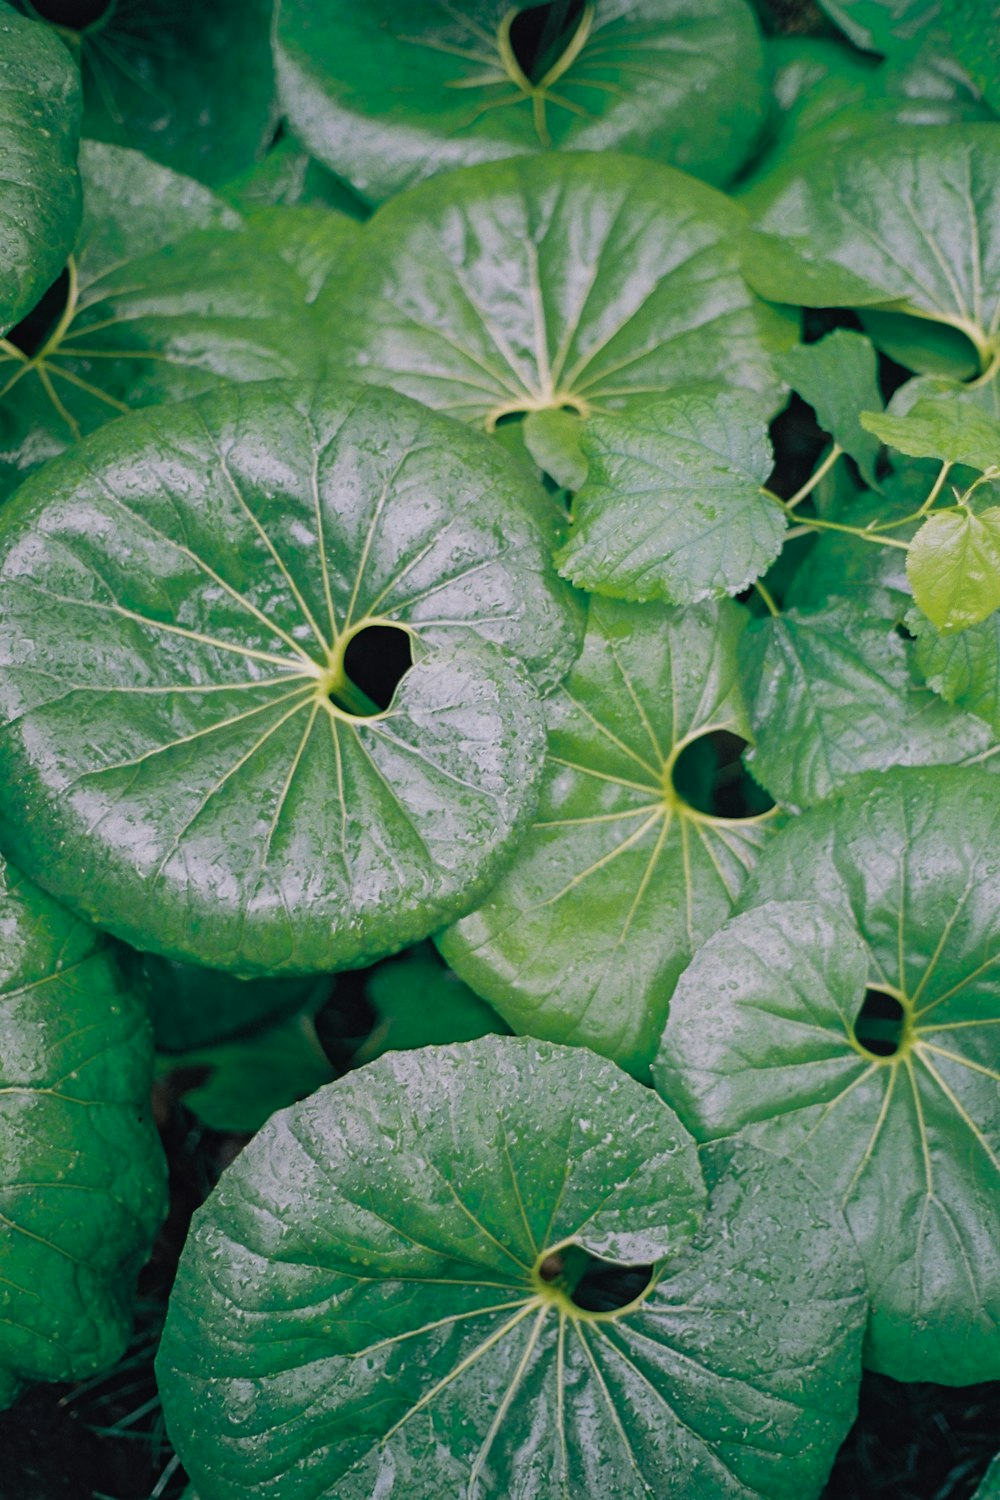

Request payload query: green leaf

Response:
[744,125,1000,375]
[439,596,779,1078]
[522,406,587,491]
[240,205,361,303]
[776,331,883,487]
[138,952,320,1053]
[908,505,1000,630]
[22,0,276,186]
[939,0,1000,112]
[322,153,789,436]
[911,607,1000,733]
[816,0,941,57]
[0,853,166,1409]
[157,1036,866,1500]
[784,470,925,617]
[556,388,785,604]
[0,142,326,503]
[274,0,769,202]
[973,1454,1000,1500]
[0,2,81,337]
[220,136,370,219]
[0,380,582,976]
[861,398,1000,470]
[740,599,994,810]
[704,766,1000,1382]
[356,944,508,1066]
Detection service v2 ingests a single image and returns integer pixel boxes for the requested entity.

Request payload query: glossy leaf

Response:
[556,388,785,603]
[0,380,583,975]
[0,1,81,336]
[740,598,994,810]
[908,506,1000,630]
[323,153,789,435]
[0,142,325,503]
[522,406,587,491]
[776,331,883,487]
[18,0,276,186]
[718,767,1000,1382]
[440,597,778,1077]
[158,1036,866,1500]
[861,399,1000,470]
[744,125,1000,377]
[911,607,1000,733]
[0,853,166,1408]
[274,0,768,202]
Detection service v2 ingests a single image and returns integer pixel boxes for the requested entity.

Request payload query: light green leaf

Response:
[240,205,361,303]
[0,381,581,976]
[274,0,769,202]
[440,596,779,1077]
[22,0,276,186]
[0,142,325,503]
[158,1036,866,1500]
[908,505,1000,630]
[706,766,1000,1382]
[744,125,1000,376]
[861,398,1000,470]
[556,388,785,603]
[522,406,587,491]
[740,599,994,810]
[0,853,166,1409]
[777,331,883,487]
[322,153,789,436]
[911,606,1000,733]
[0,2,81,336]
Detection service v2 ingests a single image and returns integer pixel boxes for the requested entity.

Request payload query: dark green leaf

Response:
[0,853,166,1408]
[440,597,779,1077]
[816,0,941,57]
[138,952,320,1053]
[274,0,769,202]
[776,331,883,487]
[940,0,1000,112]
[158,1036,866,1499]
[556,388,785,603]
[911,607,1000,733]
[322,154,790,436]
[356,944,507,1066]
[0,1,81,336]
[0,381,581,975]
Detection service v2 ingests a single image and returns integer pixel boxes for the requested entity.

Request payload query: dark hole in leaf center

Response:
[29,0,113,29]
[509,0,586,83]
[6,267,70,358]
[671,730,775,820]
[854,988,906,1058]
[329,625,412,716]
[539,1246,654,1313]
[494,411,526,428]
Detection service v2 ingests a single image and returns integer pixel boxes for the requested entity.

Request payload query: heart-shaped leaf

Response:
[744,125,1000,376]
[0,380,581,975]
[908,506,1000,630]
[776,330,883,488]
[440,596,778,1077]
[0,2,81,336]
[322,153,789,435]
[157,1036,866,1500]
[740,598,995,810]
[556,388,785,603]
[0,853,166,1409]
[274,0,769,203]
[658,766,1000,1383]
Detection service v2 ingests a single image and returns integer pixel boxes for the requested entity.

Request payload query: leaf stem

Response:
[784,442,843,510]
[754,581,780,617]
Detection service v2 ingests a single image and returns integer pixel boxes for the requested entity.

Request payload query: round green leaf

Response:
[0,142,327,503]
[740,598,995,810]
[440,596,779,1077]
[744,125,1000,375]
[274,0,768,203]
[157,1036,866,1500]
[667,766,1000,1383]
[322,153,789,435]
[556,388,785,604]
[0,853,166,1409]
[0,1,81,337]
[0,380,580,976]
[18,0,276,186]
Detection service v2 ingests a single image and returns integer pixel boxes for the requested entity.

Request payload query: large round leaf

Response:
[0,380,581,975]
[17,0,276,186]
[157,1036,866,1500]
[274,0,768,203]
[0,142,335,503]
[0,853,166,1409]
[322,154,789,435]
[440,596,779,1077]
[656,767,1000,1383]
[0,1,81,336]
[743,125,1000,377]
